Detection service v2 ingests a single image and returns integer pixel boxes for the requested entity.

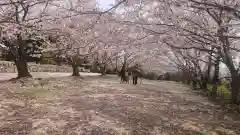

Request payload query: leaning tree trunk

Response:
[223,53,240,104]
[14,35,32,78]
[211,55,220,98]
[14,59,32,78]
[218,29,240,104]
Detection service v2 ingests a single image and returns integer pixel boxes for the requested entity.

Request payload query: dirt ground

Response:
[0,76,239,135]
[0,72,100,81]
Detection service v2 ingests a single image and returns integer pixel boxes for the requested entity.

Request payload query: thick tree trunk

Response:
[230,77,240,104]
[14,35,32,78]
[14,60,32,78]
[224,56,240,104]
[72,63,80,76]
[225,64,240,104]
[218,29,240,104]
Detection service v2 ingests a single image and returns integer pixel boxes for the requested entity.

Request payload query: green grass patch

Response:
[207,82,231,103]
[207,84,213,89]
[188,81,231,103]
[23,87,50,99]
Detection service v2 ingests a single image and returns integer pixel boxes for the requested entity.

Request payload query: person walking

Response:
[127,71,132,84]
[132,71,138,85]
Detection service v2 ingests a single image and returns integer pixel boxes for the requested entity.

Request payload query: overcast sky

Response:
[98,0,115,9]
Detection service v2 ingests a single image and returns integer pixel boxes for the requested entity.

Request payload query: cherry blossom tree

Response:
[42,12,99,76]
[117,0,240,103]
[0,0,55,78]
[94,15,156,77]
[0,0,126,78]
[39,0,128,77]
[161,0,240,103]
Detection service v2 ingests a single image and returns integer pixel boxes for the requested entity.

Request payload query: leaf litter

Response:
[0,76,239,135]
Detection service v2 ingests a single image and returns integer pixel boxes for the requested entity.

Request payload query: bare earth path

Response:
[0,76,239,135]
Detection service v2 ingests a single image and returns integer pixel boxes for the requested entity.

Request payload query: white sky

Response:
[98,0,115,9]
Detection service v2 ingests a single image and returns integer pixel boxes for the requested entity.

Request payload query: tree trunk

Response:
[14,60,32,78]
[197,70,207,90]
[223,55,240,104]
[201,70,211,90]
[192,80,197,90]
[225,63,240,104]
[202,78,208,90]
[230,77,240,104]
[192,73,198,90]
[120,56,127,82]
[196,69,208,90]
[204,49,213,90]
[198,79,205,89]
[115,59,118,73]
[14,35,32,78]
[211,56,220,97]
[72,63,80,76]
[101,65,107,76]
[134,76,138,85]
[218,29,239,104]
[120,67,126,82]
[186,72,191,85]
